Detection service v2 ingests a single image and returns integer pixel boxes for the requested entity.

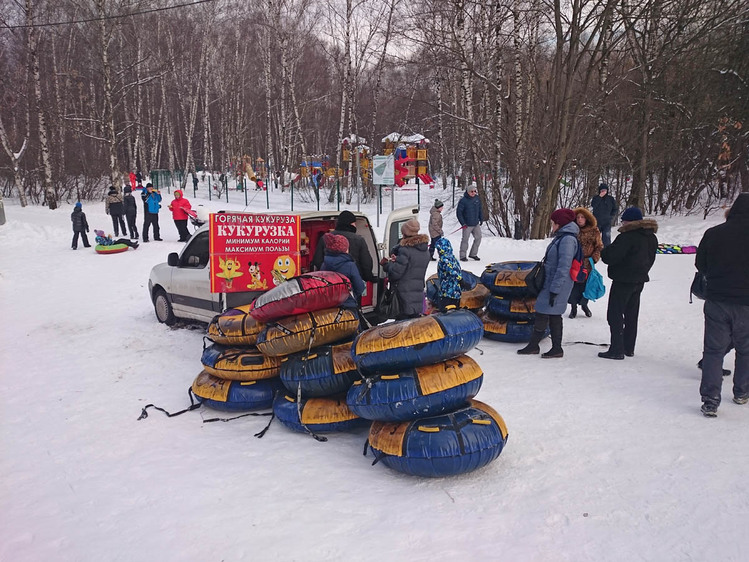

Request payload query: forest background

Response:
[0,0,747,238]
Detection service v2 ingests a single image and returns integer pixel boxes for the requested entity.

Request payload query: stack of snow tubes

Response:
[249,271,365,435]
[479,261,540,343]
[348,310,509,477]
[424,270,490,313]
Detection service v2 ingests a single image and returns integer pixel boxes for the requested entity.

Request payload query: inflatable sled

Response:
[201,344,281,381]
[250,271,352,322]
[485,295,536,321]
[191,371,282,412]
[207,304,265,346]
[257,307,359,357]
[95,243,129,254]
[656,244,697,254]
[352,310,484,374]
[273,393,365,434]
[347,355,483,422]
[280,341,359,397]
[426,273,490,311]
[367,399,509,477]
[479,311,538,343]
[480,261,537,297]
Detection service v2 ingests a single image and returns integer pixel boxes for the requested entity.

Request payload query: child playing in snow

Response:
[428,199,444,261]
[435,237,462,311]
[94,229,139,249]
[71,202,91,250]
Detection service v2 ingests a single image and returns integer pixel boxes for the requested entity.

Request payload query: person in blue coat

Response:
[141,183,163,242]
[435,237,462,311]
[456,183,485,261]
[320,233,365,311]
[517,208,580,358]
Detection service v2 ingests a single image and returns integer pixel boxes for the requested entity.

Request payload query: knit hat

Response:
[124,186,132,194]
[75,202,82,208]
[323,233,349,254]
[94,229,105,237]
[621,207,643,222]
[467,183,478,193]
[401,218,421,237]
[598,183,609,193]
[434,199,444,208]
[336,210,357,229]
[550,208,576,227]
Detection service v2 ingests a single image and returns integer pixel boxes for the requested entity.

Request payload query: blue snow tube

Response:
[480,311,540,343]
[192,371,282,411]
[367,399,509,477]
[347,355,483,421]
[273,393,366,434]
[485,295,537,321]
[352,310,484,374]
[279,341,358,397]
[480,261,537,297]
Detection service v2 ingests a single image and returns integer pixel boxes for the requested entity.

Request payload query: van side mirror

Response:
[167,252,180,266]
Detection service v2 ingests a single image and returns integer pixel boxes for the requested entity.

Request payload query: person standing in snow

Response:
[456,183,485,262]
[168,190,193,242]
[591,183,618,247]
[320,233,366,328]
[141,183,162,242]
[568,207,604,318]
[382,219,430,320]
[435,237,462,311]
[105,186,127,237]
[428,199,444,261]
[312,210,375,283]
[123,186,139,239]
[71,202,91,249]
[598,207,658,360]
[695,193,749,417]
[517,208,580,358]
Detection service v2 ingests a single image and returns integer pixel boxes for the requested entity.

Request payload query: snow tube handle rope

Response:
[137,387,202,420]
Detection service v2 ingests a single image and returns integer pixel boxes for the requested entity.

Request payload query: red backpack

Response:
[560,232,587,283]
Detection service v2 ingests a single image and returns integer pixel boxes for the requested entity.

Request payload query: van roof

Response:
[194,210,369,234]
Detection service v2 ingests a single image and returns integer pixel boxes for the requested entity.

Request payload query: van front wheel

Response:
[154,288,176,325]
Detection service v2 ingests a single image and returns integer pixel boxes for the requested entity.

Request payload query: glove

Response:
[549,292,557,307]
[380,258,389,266]
[461,225,467,230]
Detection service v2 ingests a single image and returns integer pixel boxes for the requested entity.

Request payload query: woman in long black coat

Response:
[383,219,430,319]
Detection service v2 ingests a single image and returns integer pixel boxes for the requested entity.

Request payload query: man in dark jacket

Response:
[456,183,485,261]
[383,219,430,319]
[312,210,375,282]
[123,186,139,239]
[591,183,618,247]
[695,193,749,417]
[598,207,658,360]
[105,186,127,237]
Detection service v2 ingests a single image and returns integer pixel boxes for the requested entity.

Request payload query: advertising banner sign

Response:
[209,213,301,293]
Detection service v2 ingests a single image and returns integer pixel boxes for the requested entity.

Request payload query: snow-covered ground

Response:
[1,181,746,562]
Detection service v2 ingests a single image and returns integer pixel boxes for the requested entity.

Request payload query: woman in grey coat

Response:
[383,219,431,319]
[518,209,580,358]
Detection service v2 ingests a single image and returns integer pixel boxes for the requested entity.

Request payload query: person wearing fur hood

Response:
[382,219,430,319]
[568,207,604,318]
[598,207,658,360]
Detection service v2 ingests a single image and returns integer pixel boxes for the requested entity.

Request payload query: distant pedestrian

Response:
[591,183,618,247]
[456,182,485,261]
[168,190,193,242]
[141,183,162,242]
[129,172,137,190]
[71,202,91,250]
[435,237,462,311]
[517,208,579,358]
[105,186,127,237]
[123,186,139,239]
[598,207,658,360]
[192,173,199,192]
[568,207,604,318]
[695,194,749,417]
[428,199,444,261]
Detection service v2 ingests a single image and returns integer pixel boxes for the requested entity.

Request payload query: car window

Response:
[180,231,209,268]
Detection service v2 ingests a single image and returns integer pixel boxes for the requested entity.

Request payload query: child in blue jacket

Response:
[435,237,462,311]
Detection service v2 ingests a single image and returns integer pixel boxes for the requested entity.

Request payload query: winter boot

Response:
[569,305,577,319]
[517,330,545,355]
[581,303,592,317]
[701,402,718,417]
[598,349,625,360]
[542,317,564,358]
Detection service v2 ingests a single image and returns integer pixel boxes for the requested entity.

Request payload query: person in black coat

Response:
[598,207,658,360]
[123,186,139,239]
[312,210,375,282]
[71,202,91,249]
[591,183,618,247]
[105,186,127,237]
[695,193,749,417]
[382,219,430,319]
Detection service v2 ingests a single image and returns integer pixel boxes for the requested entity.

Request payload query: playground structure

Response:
[382,133,433,187]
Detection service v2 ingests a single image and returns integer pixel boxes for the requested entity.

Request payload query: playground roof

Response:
[381,132,430,144]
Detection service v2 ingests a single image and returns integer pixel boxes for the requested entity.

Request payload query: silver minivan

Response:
[148,206,418,325]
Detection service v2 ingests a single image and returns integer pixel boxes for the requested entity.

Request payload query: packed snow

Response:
[1,180,746,561]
